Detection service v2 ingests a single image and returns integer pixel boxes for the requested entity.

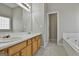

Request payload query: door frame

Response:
[47,11,60,45]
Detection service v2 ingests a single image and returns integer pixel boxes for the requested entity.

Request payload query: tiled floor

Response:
[35,42,68,56]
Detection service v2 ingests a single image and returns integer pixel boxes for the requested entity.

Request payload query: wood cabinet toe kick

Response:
[0,35,41,56]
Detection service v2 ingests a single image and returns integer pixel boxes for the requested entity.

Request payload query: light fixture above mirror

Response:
[17,3,31,12]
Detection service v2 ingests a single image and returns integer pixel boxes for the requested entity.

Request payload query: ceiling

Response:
[3,3,19,8]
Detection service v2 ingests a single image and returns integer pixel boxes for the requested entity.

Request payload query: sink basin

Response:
[0,37,21,43]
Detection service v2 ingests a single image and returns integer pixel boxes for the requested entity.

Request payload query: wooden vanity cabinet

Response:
[35,35,41,49]
[8,41,26,56]
[26,44,32,56]
[27,39,32,45]
[13,52,20,56]
[37,36,41,49]
[32,38,38,55]
[21,47,27,56]
[21,39,32,56]
[0,35,41,56]
[0,49,8,56]
[26,39,32,56]
[38,39,41,49]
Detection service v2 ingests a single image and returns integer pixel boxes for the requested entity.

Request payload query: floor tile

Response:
[35,42,68,56]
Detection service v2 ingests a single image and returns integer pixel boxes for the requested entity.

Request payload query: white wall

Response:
[47,3,79,45]
[44,3,49,47]
[12,6,24,32]
[31,3,49,47]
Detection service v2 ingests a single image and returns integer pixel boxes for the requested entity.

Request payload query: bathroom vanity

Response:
[0,33,41,56]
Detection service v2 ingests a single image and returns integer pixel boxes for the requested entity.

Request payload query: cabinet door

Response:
[8,41,26,55]
[27,39,32,45]
[38,39,41,49]
[13,52,20,56]
[0,49,8,56]
[32,41,38,55]
[26,44,32,56]
[21,47,27,56]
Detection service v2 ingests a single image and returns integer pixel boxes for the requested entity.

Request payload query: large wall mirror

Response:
[0,3,32,32]
[17,3,32,32]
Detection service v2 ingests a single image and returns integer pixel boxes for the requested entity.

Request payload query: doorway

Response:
[49,13,57,43]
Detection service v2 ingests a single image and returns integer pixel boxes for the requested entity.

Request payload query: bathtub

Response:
[63,33,79,56]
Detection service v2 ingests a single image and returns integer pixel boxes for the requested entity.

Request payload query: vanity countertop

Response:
[0,33,41,50]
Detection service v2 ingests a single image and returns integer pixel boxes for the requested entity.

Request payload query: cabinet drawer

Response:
[8,41,26,55]
[27,39,32,45]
